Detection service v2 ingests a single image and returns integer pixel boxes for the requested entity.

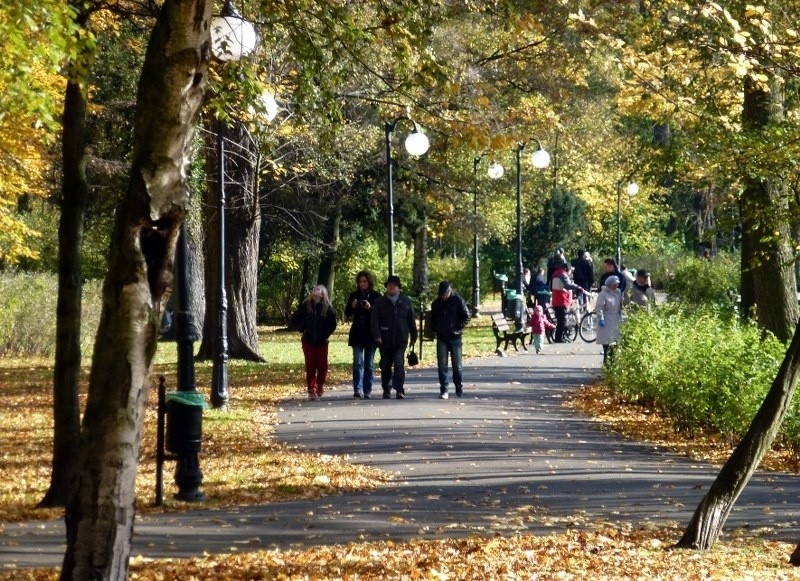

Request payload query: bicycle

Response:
[545,305,578,343]
[577,292,598,343]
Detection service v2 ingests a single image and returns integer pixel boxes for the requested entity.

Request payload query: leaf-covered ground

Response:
[3,322,800,578]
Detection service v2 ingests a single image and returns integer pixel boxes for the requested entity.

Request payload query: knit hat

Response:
[437,280,452,296]
[384,275,402,289]
[605,275,620,286]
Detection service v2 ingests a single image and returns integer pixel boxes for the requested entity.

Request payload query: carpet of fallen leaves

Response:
[5,527,800,580]
[564,382,800,474]
[0,344,391,525]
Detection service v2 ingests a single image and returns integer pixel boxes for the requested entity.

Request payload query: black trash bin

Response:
[166,391,205,455]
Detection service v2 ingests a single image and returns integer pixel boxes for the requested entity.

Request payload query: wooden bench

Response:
[490,312,530,356]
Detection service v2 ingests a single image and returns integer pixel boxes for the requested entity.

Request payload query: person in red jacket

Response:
[550,260,585,343]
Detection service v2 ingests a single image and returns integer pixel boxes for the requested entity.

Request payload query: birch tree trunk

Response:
[61,1,212,578]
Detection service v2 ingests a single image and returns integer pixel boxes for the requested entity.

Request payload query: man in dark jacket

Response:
[598,258,627,295]
[370,275,417,399]
[430,281,471,398]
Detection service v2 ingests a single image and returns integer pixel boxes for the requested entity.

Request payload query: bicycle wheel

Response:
[564,321,578,342]
[545,307,556,343]
[579,311,598,342]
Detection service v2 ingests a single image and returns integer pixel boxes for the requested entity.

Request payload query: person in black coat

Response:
[290,284,337,401]
[430,281,471,398]
[370,275,417,399]
[344,270,382,399]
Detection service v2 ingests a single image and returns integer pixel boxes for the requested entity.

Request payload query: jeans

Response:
[436,336,463,394]
[352,344,377,395]
[301,342,329,394]
[378,346,406,394]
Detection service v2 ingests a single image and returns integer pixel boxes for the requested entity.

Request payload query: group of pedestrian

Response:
[290,270,470,402]
[531,249,656,365]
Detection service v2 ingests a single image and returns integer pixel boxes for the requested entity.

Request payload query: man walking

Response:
[430,281,471,399]
[371,275,417,399]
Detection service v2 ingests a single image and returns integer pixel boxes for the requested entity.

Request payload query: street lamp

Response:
[514,139,551,301]
[208,2,258,410]
[384,118,430,276]
[472,155,504,317]
[616,180,639,266]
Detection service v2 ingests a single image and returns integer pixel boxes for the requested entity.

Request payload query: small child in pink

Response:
[528,306,555,353]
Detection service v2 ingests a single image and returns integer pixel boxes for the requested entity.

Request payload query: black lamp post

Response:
[384,118,430,276]
[209,2,257,409]
[615,180,639,267]
[472,155,504,317]
[514,139,551,296]
[167,223,206,501]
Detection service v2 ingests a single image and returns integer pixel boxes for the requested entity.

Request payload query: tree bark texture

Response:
[739,76,797,342]
[42,68,89,508]
[677,318,800,549]
[60,2,212,579]
[411,220,429,298]
[317,198,341,299]
[197,120,263,362]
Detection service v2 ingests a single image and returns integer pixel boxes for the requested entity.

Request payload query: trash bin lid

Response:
[166,391,209,408]
[494,273,508,281]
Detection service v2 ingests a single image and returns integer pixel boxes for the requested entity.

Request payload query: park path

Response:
[2,338,799,569]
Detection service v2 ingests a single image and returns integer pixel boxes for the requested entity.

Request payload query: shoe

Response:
[439,392,449,400]
[364,394,371,399]
[307,393,318,401]
[455,386,463,397]
[383,392,391,399]
[396,392,405,399]
[316,390,323,398]
[354,391,364,399]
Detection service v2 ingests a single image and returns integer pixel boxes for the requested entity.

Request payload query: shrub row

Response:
[608,303,800,464]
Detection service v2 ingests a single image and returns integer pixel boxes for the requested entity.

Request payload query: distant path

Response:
[2,338,799,569]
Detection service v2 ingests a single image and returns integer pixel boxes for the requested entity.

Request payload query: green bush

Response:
[607,303,786,442]
[662,254,739,313]
[0,273,102,358]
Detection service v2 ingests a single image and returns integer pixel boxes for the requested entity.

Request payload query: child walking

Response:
[528,305,555,353]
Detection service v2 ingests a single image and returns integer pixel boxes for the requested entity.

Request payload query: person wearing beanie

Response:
[595,275,623,365]
[370,275,417,399]
[430,281,471,399]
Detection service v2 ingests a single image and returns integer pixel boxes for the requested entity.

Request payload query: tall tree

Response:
[61,1,211,576]
[197,120,264,362]
[41,2,94,508]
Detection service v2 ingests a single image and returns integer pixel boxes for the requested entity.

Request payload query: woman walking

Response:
[290,285,337,401]
[595,275,623,365]
[344,271,381,399]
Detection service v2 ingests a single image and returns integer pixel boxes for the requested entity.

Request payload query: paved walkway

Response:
[3,339,800,569]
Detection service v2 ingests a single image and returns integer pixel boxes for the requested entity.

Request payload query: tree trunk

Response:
[41,51,90,508]
[60,2,211,578]
[317,198,341,298]
[197,120,263,362]
[740,76,797,342]
[411,219,429,298]
[676,319,800,549]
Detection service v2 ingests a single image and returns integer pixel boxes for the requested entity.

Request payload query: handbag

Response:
[407,348,419,367]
